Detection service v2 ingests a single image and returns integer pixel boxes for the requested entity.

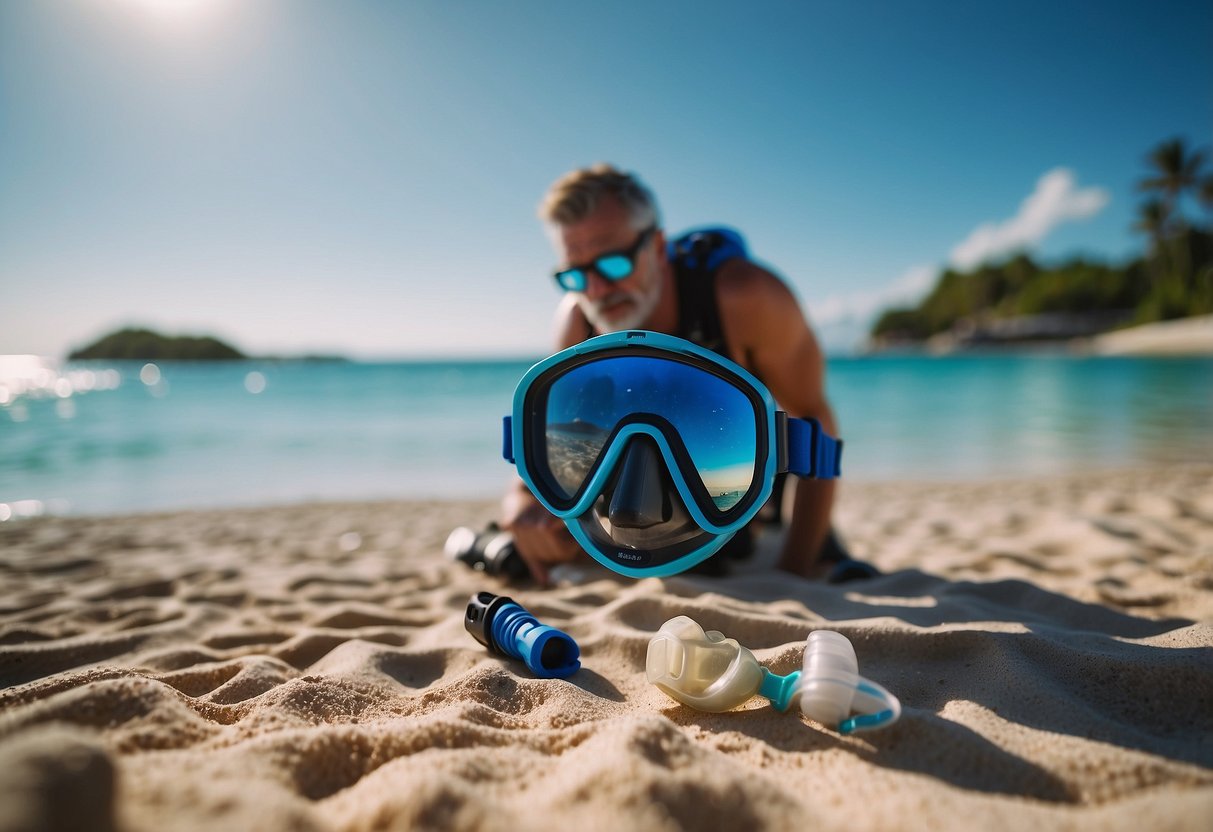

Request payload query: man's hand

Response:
[502,485,582,585]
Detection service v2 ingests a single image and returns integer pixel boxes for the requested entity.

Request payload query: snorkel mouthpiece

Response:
[645,616,766,712]
[646,616,900,733]
[465,592,581,679]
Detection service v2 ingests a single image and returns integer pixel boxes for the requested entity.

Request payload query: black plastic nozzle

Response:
[464,591,580,679]
[445,525,528,579]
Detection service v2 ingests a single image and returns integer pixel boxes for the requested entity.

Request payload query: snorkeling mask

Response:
[646,616,900,733]
[503,330,842,578]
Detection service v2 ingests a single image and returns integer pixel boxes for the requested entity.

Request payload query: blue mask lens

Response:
[539,355,758,513]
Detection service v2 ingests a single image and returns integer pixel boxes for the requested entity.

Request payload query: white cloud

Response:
[811,264,936,327]
[809,168,1110,336]
[948,168,1109,270]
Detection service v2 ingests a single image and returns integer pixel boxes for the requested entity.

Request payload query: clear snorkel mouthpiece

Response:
[645,616,765,712]
[646,616,901,733]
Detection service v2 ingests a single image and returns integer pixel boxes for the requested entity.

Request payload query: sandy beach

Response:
[1,464,1211,831]
[1087,314,1213,356]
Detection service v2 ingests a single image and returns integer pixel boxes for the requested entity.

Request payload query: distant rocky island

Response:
[69,328,246,361]
[67,327,345,362]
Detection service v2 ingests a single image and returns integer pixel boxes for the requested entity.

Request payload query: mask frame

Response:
[503,330,842,578]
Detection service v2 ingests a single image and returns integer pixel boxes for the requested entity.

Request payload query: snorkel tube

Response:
[465,592,581,679]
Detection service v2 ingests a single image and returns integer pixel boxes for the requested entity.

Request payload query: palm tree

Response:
[1200,176,1213,217]
[1130,140,1213,320]
[1138,138,1207,235]
[1134,199,1168,253]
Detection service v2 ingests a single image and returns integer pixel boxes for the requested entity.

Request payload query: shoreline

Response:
[7,462,1213,523]
[1087,313,1213,356]
[860,313,1213,357]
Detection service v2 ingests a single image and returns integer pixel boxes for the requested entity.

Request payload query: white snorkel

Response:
[646,616,900,733]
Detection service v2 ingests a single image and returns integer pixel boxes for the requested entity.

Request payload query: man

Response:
[503,164,842,584]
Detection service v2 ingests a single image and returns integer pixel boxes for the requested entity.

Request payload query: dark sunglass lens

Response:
[555,269,587,292]
[595,255,634,281]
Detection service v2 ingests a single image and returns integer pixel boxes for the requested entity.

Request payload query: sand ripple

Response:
[1,474,1212,831]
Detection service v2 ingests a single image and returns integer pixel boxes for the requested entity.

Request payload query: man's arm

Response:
[501,479,578,586]
[499,296,589,584]
[716,260,838,577]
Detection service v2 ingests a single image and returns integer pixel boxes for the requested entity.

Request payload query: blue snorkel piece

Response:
[758,668,802,713]
[503,330,843,578]
[838,681,901,734]
[464,592,580,679]
[756,670,896,733]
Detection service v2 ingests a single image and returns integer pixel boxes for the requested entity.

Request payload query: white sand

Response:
[1,465,1211,831]
[1087,314,1213,356]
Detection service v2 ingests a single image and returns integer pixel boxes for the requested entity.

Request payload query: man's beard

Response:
[577,276,662,333]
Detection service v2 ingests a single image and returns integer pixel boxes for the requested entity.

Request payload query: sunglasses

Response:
[553,226,657,292]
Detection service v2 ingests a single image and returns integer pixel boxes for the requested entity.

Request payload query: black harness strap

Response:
[674,259,728,359]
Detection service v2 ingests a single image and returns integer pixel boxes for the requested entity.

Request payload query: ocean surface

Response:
[2,354,1211,516]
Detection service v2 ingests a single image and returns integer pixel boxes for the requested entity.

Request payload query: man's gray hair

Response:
[539,163,660,230]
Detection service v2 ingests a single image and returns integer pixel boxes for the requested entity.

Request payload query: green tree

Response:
[1200,176,1213,216]
[1135,138,1211,309]
[871,308,932,341]
[1133,198,1168,254]
[1137,137,1207,235]
[868,137,1213,343]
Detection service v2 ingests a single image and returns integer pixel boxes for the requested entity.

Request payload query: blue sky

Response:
[2,0,1210,358]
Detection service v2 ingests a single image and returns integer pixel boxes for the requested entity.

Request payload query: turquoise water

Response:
[1,355,1210,515]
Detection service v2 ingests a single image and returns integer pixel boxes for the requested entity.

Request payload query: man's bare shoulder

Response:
[716,259,800,322]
